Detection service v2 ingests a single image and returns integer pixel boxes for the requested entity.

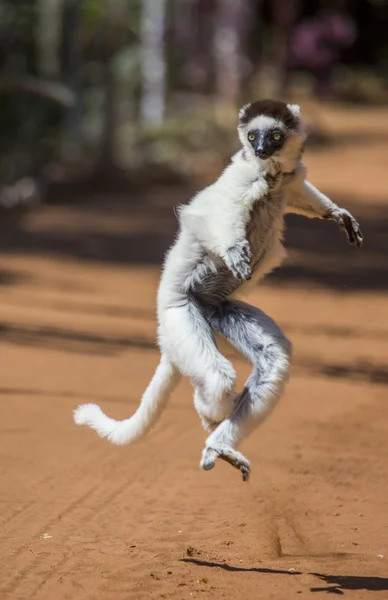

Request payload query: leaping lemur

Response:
[74,99,363,482]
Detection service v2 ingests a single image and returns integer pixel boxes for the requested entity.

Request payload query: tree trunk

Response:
[61,0,84,157]
[94,0,129,176]
[37,0,63,79]
[239,0,262,98]
[214,0,241,107]
[270,0,301,97]
[99,56,117,168]
[140,0,167,125]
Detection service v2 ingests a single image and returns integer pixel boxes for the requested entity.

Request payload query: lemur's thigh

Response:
[193,384,236,432]
[159,300,236,422]
[200,300,292,479]
[206,299,292,365]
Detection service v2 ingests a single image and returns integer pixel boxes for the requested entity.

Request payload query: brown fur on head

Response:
[237,99,306,169]
[239,99,300,130]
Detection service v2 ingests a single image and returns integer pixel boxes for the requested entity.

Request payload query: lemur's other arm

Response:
[285,176,363,248]
[180,195,254,281]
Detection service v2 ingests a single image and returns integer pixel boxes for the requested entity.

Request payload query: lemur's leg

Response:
[200,300,292,481]
[160,299,237,428]
[193,387,232,432]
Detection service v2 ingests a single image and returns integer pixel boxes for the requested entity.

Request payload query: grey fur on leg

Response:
[199,299,292,480]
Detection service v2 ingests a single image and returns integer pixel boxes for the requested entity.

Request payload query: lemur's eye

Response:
[272,131,282,141]
[248,133,256,142]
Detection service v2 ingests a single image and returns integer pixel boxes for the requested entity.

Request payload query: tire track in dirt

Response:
[1,479,102,597]
[1,443,103,538]
[1,390,180,536]
[22,479,142,600]
[84,433,305,598]
[1,413,190,599]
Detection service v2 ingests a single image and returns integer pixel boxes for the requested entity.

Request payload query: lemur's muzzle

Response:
[255,131,276,159]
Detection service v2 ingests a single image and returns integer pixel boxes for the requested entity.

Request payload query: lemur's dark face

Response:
[237,99,305,164]
[247,127,285,159]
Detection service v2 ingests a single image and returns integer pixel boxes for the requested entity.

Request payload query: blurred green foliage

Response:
[0,0,387,195]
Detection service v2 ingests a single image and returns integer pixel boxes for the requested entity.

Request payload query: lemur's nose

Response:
[255,132,270,158]
[255,144,271,159]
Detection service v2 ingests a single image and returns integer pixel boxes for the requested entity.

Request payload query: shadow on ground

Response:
[0,321,387,386]
[0,187,387,292]
[0,322,155,356]
[182,558,388,595]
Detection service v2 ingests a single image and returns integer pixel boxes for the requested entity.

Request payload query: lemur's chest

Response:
[247,186,285,249]
[243,169,292,276]
[246,166,295,235]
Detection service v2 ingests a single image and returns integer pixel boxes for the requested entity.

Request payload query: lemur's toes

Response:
[240,463,250,482]
[201,445,251,482]
[200,447,217,471]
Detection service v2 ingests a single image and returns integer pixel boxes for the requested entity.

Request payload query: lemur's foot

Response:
[329,208,363,248]
[225,240,252,281]
[200,444,251,482]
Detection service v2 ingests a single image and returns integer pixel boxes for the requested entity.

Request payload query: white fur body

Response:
[74,102,363,480]
[158,149,287,312]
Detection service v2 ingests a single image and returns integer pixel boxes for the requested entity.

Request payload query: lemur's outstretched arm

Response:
[285,177,363,247]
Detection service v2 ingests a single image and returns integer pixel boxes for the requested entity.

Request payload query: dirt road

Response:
[1,104,387,599]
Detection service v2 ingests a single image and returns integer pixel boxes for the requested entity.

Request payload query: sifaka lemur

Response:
[74,99,363,482]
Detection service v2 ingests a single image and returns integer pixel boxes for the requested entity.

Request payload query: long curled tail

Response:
[73,355,180,445]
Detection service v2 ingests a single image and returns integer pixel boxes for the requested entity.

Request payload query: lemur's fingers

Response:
[232,260,252,281]
[241,240,252,260]
[342,214,356,245]
[343,213,363,248]
[225,241,252,281]
[333,209,363,248]
[200,445,251,482]
[353,221,363,248]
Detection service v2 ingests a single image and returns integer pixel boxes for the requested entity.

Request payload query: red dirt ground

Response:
[1,104,387,599]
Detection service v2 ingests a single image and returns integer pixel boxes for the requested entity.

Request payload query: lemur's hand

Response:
[225,240,252,281]
[330,208,363,248]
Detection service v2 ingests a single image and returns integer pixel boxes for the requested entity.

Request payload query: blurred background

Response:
[0,0,388,370]
[1,3,388,597]
[0,0,388,208]
[0,0,387,372]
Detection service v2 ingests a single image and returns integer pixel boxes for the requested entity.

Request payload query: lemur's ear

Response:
[238,103,252,122]
[287,104,301,119]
